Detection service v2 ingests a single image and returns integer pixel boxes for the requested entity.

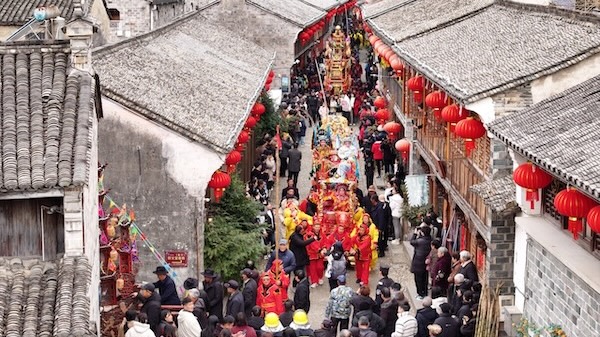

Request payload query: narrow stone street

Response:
[289,127,418,326]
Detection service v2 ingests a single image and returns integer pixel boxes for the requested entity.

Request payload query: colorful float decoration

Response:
[324,25,352,95]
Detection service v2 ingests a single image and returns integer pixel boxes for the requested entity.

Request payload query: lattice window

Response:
[542,180,567,223]
[576,0,600,11]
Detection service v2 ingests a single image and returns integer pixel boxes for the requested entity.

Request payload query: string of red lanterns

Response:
[425,91,447,121]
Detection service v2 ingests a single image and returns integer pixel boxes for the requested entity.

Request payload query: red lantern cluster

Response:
[513,162,553,210]
[441,104,467,132]
[264,70,275,91]
[395,138,411,163]
[425,91,447,121]
[554,187,596,240]
[454,117,486,157]
[375,109,389,124]
[208,170,231,203]
[407,76,424,103]
[383,122,402,141]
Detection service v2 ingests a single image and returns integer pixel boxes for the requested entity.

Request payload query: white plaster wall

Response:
[465,97,495,125]
[531,53,600,103]
[101,98,223,198]
[513,219,527,311]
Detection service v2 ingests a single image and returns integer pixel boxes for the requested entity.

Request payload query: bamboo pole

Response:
[274,128,281,260]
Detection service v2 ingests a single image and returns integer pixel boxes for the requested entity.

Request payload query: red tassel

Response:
[568,217,582,240]
[525,188,539,209]
[464,139,475,157]
[214,188,224,203]
[227,165,236,174]
[413,92,423,104]
[433,109,441,121]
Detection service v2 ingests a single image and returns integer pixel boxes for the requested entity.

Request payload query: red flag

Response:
[274,125,282,150]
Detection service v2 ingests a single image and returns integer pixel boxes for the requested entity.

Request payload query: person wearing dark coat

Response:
[314,319,336,337]
[225,280,245,318]
[458,251,479,285]
[294,269,311,313]
[152,266,181,305]
[282,179,300,200]
[280,136,293,177]
[375,266,394,311]
[459,305,478,337]
[138,283,162,335]
[368,195,387,257]
[350,285,377,320]
[203,269,225,320]
[265,240,297,274]
[378,288,398,337]
[434,303,460,337]
[416,297,439,337]
[280,300,295,327]
[410,225,432,298]
[432,248,452,292]
[455,291,473,324]
[351,302,385,336]
[248,306,265,337]
[288,143,302,186]
[289,225,316,284]
[241,268,258,316]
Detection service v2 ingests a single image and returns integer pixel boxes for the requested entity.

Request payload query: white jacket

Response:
[389,194,404,218]
[391,312,417,337]
[125,321,156,337]
[178,310,202,337]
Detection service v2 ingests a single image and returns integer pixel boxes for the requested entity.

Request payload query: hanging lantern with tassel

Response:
[512,162,553,209]
[225,150,242,174]
[454,117,486,157]
[554,187,596,240]
[209,170,231,203]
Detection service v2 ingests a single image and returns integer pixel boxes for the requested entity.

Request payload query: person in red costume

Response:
[306,223,327,287]
[256,272,284,315]
[326,225,352,252]
[267,259,291,301]
[351,225,372,286]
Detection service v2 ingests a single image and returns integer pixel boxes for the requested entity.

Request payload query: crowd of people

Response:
[117,10,483,337]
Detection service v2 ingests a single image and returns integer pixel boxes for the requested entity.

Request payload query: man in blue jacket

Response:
[152,266,181,305]
[265,239,297,275]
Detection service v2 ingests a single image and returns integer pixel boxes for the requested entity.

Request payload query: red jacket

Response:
[352,234,373,261]
[257,281,284,315]
[326,232,352,251]
[307,235,324,260]
[372,141,383,160]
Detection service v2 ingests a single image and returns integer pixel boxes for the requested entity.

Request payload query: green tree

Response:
[204,176,265,281]
[255,92,288,138]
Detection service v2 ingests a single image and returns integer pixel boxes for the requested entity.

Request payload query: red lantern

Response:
[373,40,383,51]
[252,102,266,118]
[554,187,596,240]
[264,83,271,91]
[373,96,386,109]
[225,150,242,174]
[407,76,424,93]
[208,170,231,203]
[586,206,600,233]
[441,104,467,132]
[365,24,372,34]
[513,162,553,209]
[454,117,486,157]
[244,116,257,131]
[375,109,389,123]
[390,56,403,73]
[236,130,249,147]
[368,35,379,45]
[383,122,402,140]
[425,91,447,121]
[299,31,310,43]
[413,92,423,104]
[395,138,411,162]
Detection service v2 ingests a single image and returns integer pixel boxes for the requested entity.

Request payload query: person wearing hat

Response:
[262,312,285,336]
[289,309,314,336]
[314,319,335,337]
[137,283,162,335]
[325,275,355,331]
[349,225,372,286]
[375,266,395,311]
[152,266,181,306]
[225,280,245,318]
[265,239,297,275]
[202,268,224,319]
[241,268,258,316]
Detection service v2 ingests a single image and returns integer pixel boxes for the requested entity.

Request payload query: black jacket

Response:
[410,234,432,273]
[282,186,300,200]
[204,279,224,319]
[140,292,162,334]
[375,277,395,307]
[289,232,316,267]
[294,277,311,313]
[248,316,264,337]
[226,290,245,317]
[456,304,471,323]
[416,307,439,337]
[350,295,377,317]
[314,328,335,337]
[459,262,479,284]
[351,310,385,335]
[154,275,181,305]
[242,278,258,315]
[460,318,476,337]
[379,299,398,337]
[434,314,460,337]
[279,310,294,327]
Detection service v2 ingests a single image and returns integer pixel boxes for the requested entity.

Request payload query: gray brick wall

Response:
[524,239,600,336]
[488,213,516,295]
[492,83,533,119]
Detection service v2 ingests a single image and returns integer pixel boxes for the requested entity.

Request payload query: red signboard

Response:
[165,250,188,267]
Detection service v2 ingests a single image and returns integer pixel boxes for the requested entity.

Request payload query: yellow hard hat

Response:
[293,309,309,326]
[265,312,281,328]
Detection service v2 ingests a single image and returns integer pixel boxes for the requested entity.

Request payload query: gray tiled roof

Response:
[0,256,93,336]
[390,2,600,103]
[93,12,274,154]
[361,0,412,19]
[367,0,493,42]
[488,75,600,201]
[0,40,95,192]
[247,0,326,27]
[299,0,347,11]
[470,175,517,213]
[0,0,92,26]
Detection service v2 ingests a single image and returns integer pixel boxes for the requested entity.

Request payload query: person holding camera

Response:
[410,225,432,300]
